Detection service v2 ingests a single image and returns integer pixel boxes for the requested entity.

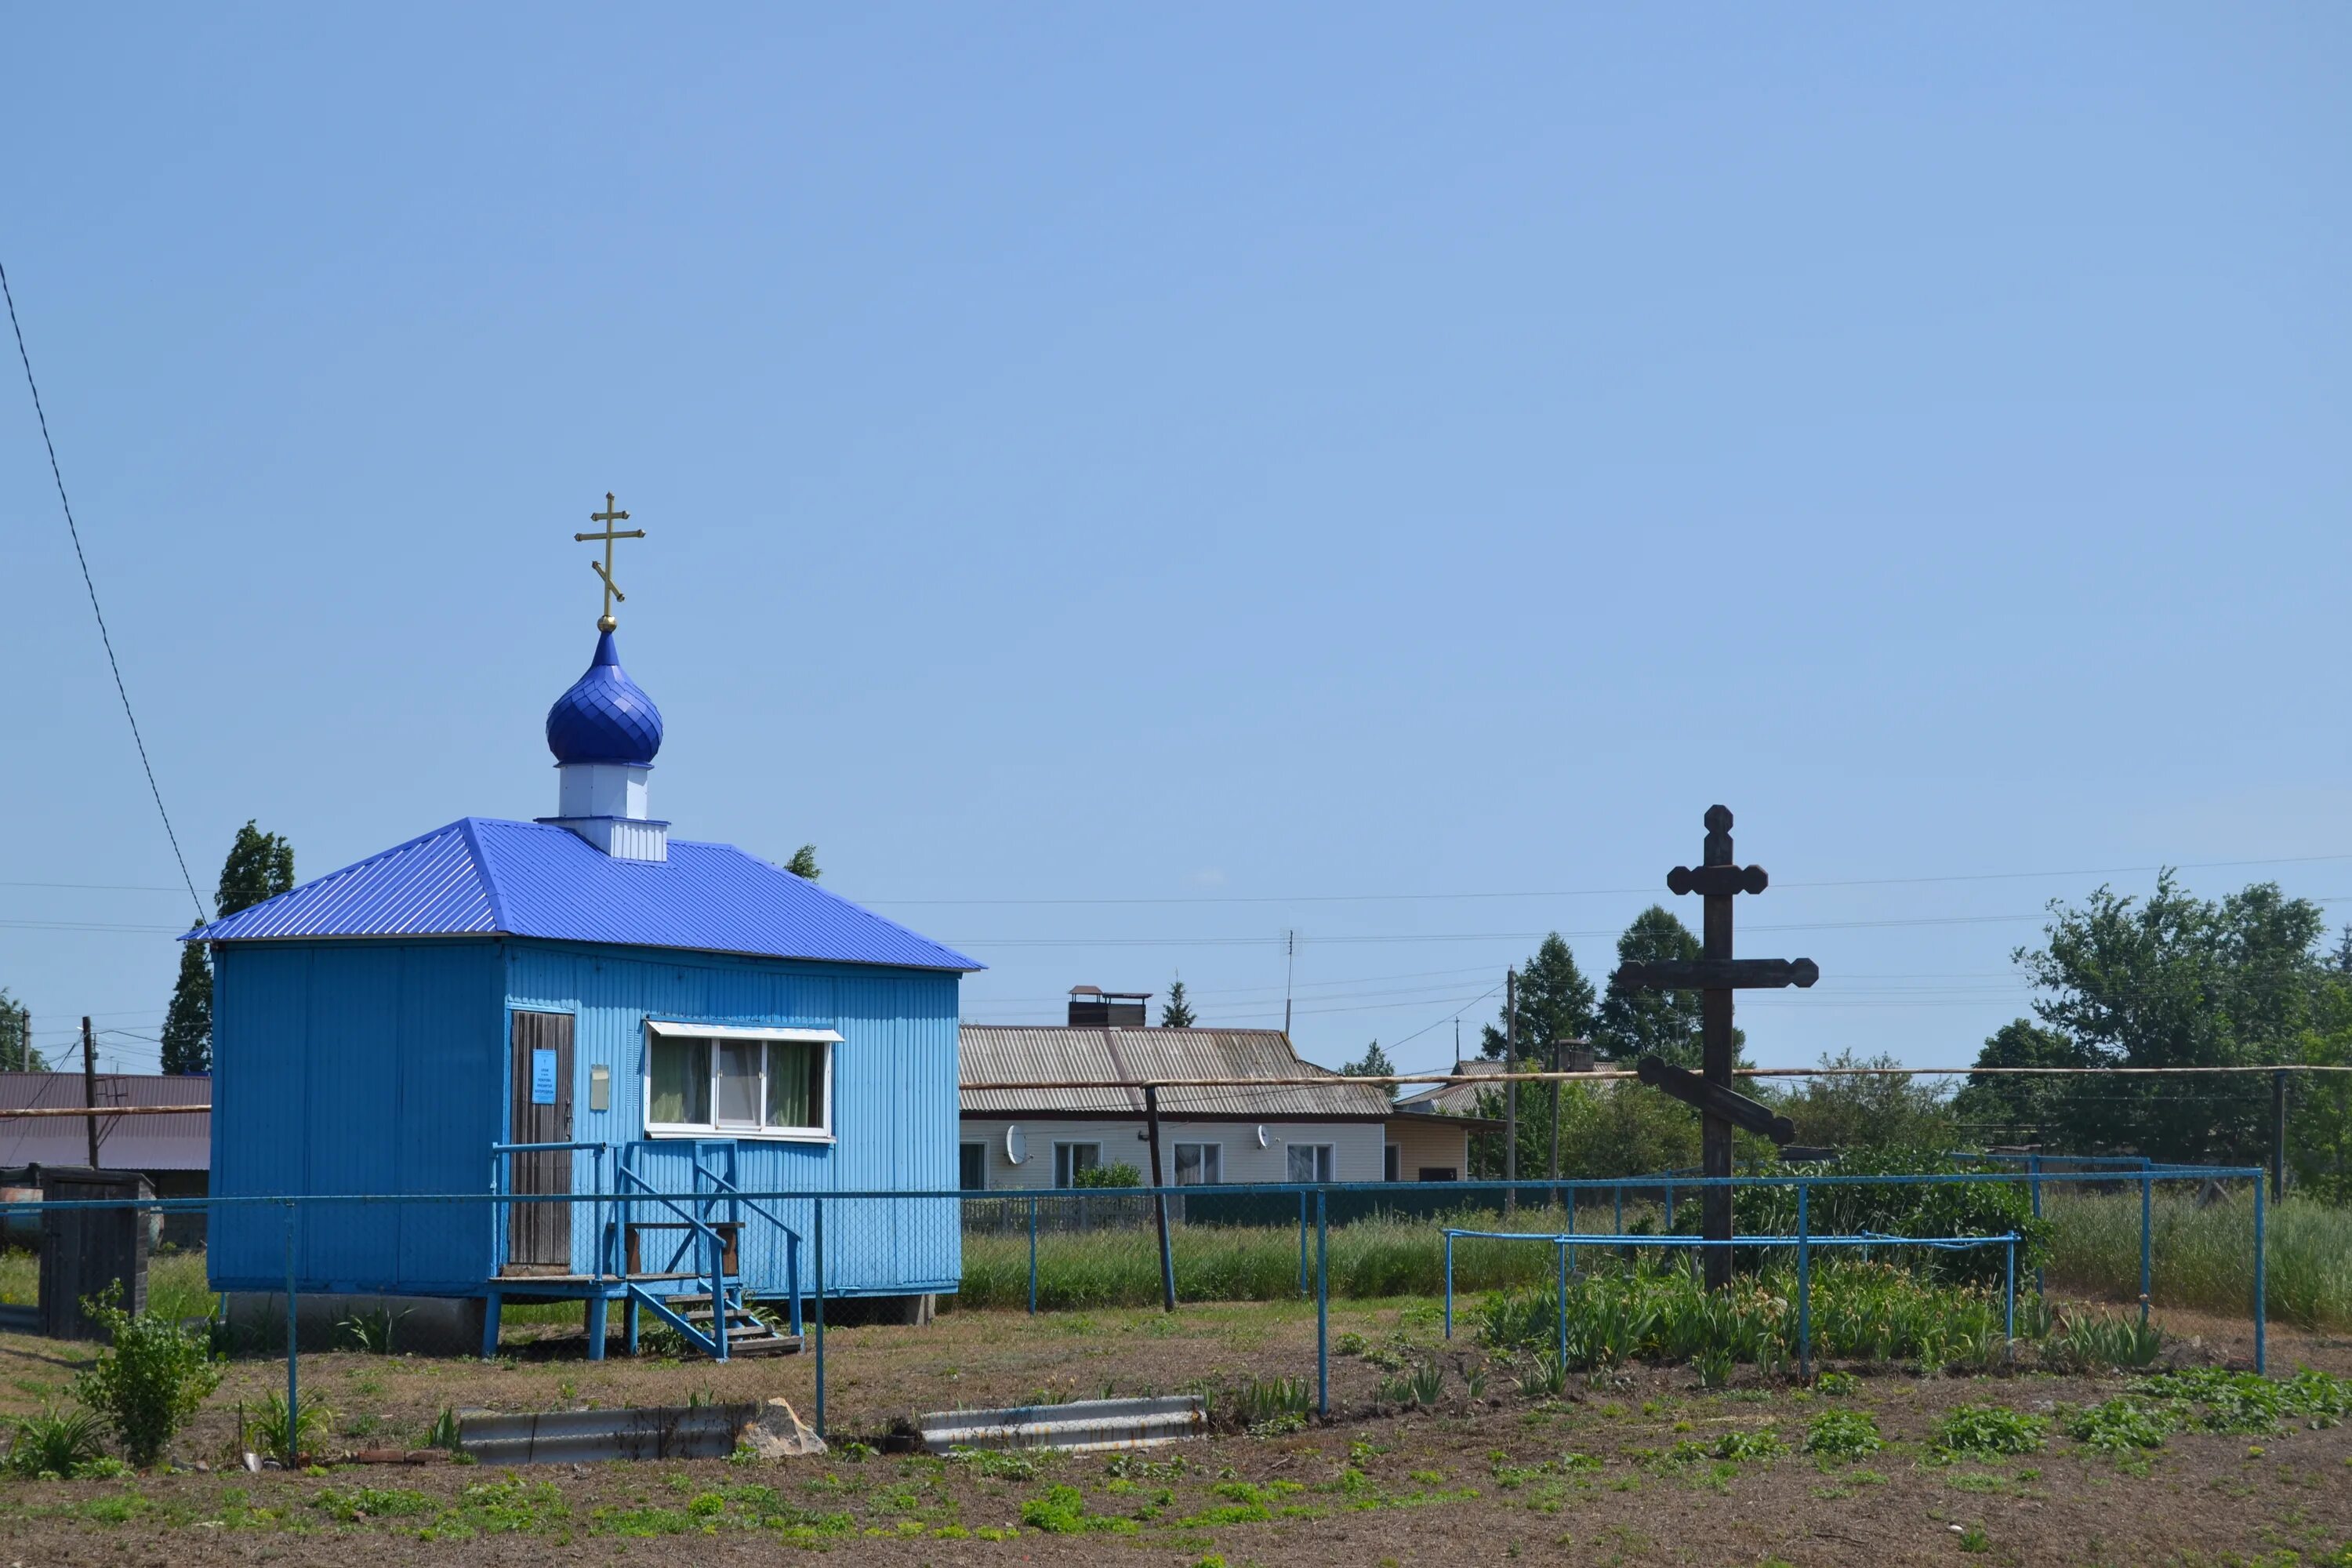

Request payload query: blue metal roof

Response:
[187,818,982,972]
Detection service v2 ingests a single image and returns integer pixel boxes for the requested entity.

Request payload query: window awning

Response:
[644,1019,842,1044]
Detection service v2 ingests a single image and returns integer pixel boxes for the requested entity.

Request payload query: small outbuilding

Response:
[193,568,980,1358]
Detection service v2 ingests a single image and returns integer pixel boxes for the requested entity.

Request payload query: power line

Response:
[1,258,208,927]
[861,851,2352,908]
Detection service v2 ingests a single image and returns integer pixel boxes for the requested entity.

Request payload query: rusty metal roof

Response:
[958,1027,1396,1120]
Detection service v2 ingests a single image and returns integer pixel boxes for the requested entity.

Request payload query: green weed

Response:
[1933,1405,2049,1457]
[1803,1409,1882,1461]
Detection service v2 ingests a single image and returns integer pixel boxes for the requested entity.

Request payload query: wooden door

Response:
[506,1011,575,1272]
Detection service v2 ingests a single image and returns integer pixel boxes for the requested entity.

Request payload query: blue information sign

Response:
[531,1047,558,1106]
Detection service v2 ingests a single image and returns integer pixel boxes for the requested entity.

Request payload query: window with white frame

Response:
[1053,1142,1102,1187]
[1287,1143,1334,1182]
[1173,1142,1221,1185]
[644,1022,837,1139]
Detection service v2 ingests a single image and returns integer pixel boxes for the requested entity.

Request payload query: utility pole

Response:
[1143,1084,1175,1312]
[1503,967,1517,1217]
[81,1016,100,1169]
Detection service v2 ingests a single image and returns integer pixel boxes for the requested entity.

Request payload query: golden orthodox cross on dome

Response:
[575,492,645,631]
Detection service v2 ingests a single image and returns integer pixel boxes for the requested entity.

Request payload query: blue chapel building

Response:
[192,619,979,1358]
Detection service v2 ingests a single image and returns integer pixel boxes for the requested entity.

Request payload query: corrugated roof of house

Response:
[959,1026,1396,1120]
[185,818,982,973]
[0,1072,210,1173]
[1392,1058,1506,1117]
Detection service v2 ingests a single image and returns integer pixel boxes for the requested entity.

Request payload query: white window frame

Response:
[642,1020,840,1142]
[1287,1142,1335,1183]
[1053,1141,1104,1188]
[1172,1142,1222,1186]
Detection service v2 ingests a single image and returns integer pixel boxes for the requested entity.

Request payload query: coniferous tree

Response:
[1591,906,1705,1066]
[162,821,296,1076]
[1159,978,1196,1028]
[159,934,212,1076]
[1479,934,1595,1062]
[1340,1040,1397,1100]
[786,845,821,880]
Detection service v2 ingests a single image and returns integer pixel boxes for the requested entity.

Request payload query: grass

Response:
[958,1208,1602,1309]
[2044,1192,2352,1330]
[0,1249,217,1323]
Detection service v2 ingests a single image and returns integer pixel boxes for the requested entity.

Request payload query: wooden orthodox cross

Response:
[1612,805,1819,1290]
[575,492,646,632]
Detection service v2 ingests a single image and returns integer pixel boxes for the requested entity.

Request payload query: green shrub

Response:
[2065,1398,2172,1453]
[1803,1409,1882,1461]
[4,1407,111,1478]
[70,1284,222,1468]
[1072,1164,1142,1190]
[1710,1151,2052,1287]
[1933,1404,2048,1457]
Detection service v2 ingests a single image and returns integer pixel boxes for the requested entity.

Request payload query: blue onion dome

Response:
[546,631,664,765]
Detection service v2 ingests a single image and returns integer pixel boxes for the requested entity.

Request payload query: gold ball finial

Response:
[598,613,618,633]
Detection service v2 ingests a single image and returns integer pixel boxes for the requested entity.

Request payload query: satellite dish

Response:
[1004,1125,1028,1166]
[1254,1125,1270,1149]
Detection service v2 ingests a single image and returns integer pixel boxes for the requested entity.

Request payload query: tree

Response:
[2333,924,2352,975]
[216,821,295,917]
[1951,1019,2090,1145]
[0,988,41,1072]
[159,934,213,1076]
[2013,874,2327,1164]
[1158,978,1196,1028]
[1340,1040,1396,1100]
[1773,1051,1956,1153]
[1588,906,1742,1068]
[786,845,820,880]
[162,822,297,1076]
[1479,934,1595,1062]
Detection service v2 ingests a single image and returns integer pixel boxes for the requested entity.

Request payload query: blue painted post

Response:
[2005,1235,2016,1346]
[1443,1230,1455,1339]
[626,1294,639,1357]
[1555,1240,1567,1375]
[1566,1185,1577,1274]
[1795,1184,1810,1381]
[282,1201,299,1465]
[2252,1176,2267,1375]
[1613,1184,1623,1237]
[1298,1190,1308,1297]
[813,1196,827,1438]
[1026,1197,1038,1316]
[1314,1190,1329,1417]
[2028,1154,2044,1298]
[2139,1172,2153,1328]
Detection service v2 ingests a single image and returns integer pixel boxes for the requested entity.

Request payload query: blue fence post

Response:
[2139,1171,2153,1328]
[1555,1240,1568,1375]
[1314,1189,1329,1417]
[1613,1183,1623,1238]
[1795,1184,1811,1381]
[2028,1153,2044,1299]
[1026,1197,1038,1316]
[2252,1174,2267,1375]
[1298,1190,1308,1297]
[1566,1185,1577,1274]
[813,1196,826,1439]
[282,1200,300,1465]
[2005,1233,2016,1347]
[1443,1230,1455,1340]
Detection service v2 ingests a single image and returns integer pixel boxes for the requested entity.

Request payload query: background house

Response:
[0,1073,211,1247]
[958,989,1483,1192]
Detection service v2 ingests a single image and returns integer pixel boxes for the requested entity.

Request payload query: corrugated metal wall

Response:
[209,935,960,1301]
[210,940,502,1292]
[504,940,962,1298]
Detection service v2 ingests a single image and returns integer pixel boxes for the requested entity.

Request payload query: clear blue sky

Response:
[5,6,2347,1076]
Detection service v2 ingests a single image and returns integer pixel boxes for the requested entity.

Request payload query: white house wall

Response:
[959,1119,1386,1189]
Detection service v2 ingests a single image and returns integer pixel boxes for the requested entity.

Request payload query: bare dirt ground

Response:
[2,1296,2348,1566]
